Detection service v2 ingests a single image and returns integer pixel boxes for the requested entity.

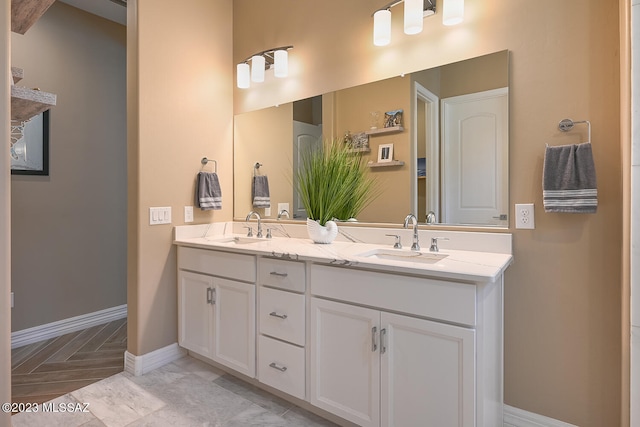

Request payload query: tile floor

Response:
[11,355,338,427]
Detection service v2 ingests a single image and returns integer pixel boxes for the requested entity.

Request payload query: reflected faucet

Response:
[403,214,420,251]
[245,211,263,238]
[277,209,290,220]
[426,211,437,224]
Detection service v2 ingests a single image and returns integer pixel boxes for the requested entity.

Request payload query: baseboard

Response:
[124,342,186,376]
[504,405,579,427]
[11,304,127,349]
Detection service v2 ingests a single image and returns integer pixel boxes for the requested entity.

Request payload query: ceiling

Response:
[58,0,126,26]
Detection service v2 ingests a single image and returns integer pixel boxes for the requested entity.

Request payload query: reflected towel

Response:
[543,142,597,213]
[252,175,270,208]
[196,172,222,210]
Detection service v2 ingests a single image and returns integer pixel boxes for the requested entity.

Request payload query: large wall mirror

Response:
[234,50,509,227]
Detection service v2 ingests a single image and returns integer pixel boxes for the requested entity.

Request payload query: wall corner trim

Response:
[124,342,186,376]
[504,405,579,427]
[11,304,127,349]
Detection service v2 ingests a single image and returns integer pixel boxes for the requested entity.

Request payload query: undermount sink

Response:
[207,236,265,245]
[356,248,448,264]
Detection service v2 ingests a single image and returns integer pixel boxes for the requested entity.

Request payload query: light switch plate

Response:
[184,206,194,223]
[149,207,172,225]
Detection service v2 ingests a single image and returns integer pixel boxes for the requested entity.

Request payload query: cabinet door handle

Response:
[269,311,288,320]
[206,287,213,304]
[269,362,288,372]
[372,326,378,352]
[380,328,387,354]
[269,271,288,277]
[210,288,216,305]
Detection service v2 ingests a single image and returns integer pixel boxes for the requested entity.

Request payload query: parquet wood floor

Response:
[11,318,126,406]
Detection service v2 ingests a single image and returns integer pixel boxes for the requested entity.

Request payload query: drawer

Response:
[178,246,256,283]
[258,335,305,400]
[310,264,477,327]
[259,287,305,346]
[258,258,305,292]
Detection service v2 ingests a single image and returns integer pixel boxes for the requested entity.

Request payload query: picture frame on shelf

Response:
[378,143,394,163]
[384,109,403,128]
[10,110,50,176]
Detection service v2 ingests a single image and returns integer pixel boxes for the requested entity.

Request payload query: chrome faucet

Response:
[430,237,449,252]
[426,211,437,224]
[403,214,420,251]
[277,209,290,220]
[245,211,263,238]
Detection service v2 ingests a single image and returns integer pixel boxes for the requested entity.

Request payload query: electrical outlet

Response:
[515,203,535,229]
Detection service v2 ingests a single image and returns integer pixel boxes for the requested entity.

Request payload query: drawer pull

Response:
[206,287,214,304]
[269,271,289,277]
[269,362,288,372]
[269,311,288,320]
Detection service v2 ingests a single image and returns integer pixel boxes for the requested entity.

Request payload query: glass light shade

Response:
[237,63,250,89]
[274,50,288,78]
[251,55,265,82]
[373,9,391,46]
[404,0,423,35]
[443,0,464,26]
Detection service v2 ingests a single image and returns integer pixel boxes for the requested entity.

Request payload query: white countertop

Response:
[173,233,513,284]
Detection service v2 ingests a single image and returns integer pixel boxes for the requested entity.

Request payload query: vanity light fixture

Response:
[442,0,464,25]
[236,45,294,89]
[373,0,463,46]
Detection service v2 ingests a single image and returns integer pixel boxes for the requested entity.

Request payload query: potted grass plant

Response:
[295,139,379,243]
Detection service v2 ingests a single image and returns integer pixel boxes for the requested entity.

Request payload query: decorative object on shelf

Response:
[237,45,293,89]
[369,111,380,129]
[294,139,379,243]
[343,130,352,146]
[384,109,403,128]
[351,132,369,150]
[11,110,49,176]
[377,143,394,163]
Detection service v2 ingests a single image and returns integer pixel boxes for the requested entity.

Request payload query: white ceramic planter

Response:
[306,218,338,244]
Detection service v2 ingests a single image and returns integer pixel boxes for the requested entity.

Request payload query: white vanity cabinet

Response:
[177,246,256,377]
[256,257,307,400]
[309,263,502,427]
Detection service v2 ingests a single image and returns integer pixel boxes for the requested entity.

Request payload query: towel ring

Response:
[253,162,262,177]
[558,118,591,144]
[201,157,217,173]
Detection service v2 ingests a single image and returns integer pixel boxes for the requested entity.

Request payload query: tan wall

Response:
[0,0,10,424]
[233,0,622,425]
[128,0,233,356]
[332,77,412,223]
[234,104,294,218]
[10,3,127,331]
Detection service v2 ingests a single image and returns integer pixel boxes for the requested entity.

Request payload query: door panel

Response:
[381,312,476,427]
[442,88,508,226]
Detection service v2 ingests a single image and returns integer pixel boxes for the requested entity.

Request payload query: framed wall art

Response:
[11,110,50,176]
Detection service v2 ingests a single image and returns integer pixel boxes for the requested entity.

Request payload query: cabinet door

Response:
[310,298,380,427]
[212,277,256,378]
[178,271,214,358]
[380,312,475,427]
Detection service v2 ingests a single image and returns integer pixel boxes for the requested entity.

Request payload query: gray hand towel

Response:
[543,142,597,213]
[196,172,222,210]
[252,175,270,208]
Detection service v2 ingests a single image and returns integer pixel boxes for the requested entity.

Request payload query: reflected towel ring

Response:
[201,157,217,173]
[254,162,263,177]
